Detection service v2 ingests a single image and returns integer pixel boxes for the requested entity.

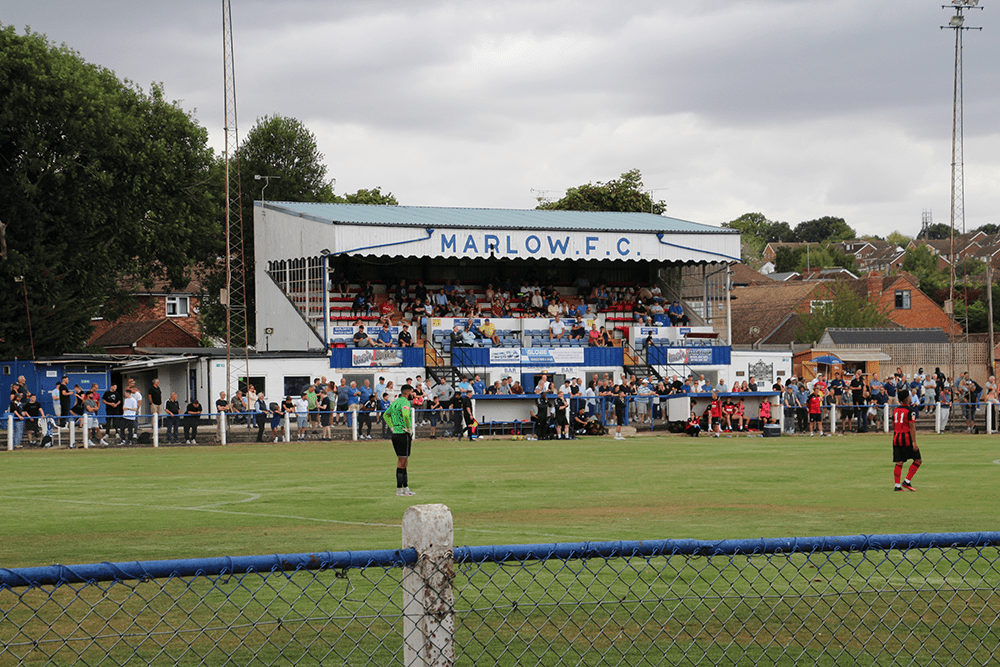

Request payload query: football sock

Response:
[906,461,921,482]
[396,468,405,489]
[894,463,903,486]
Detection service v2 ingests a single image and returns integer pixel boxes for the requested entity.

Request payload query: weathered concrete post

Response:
[402,503,455,666]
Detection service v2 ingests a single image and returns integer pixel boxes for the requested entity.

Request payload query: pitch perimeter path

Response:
[0,434,996,569]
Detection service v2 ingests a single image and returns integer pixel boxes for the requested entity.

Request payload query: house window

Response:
[166,296,190,317]
[894,290,911,310]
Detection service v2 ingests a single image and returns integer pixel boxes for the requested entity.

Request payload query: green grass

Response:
[1,433,998,665]
[0,432,997,568]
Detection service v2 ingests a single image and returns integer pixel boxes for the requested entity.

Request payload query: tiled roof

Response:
[730,283,820,345]
[822,328,947,345]
[88,319,198,348]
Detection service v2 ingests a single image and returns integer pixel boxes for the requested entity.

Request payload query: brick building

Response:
[88,275,203,346]
[730,271,959,345]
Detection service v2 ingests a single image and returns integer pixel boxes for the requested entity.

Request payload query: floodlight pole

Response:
[941,0,983,382]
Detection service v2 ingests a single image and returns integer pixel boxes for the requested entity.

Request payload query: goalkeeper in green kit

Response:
[384,384,416,496]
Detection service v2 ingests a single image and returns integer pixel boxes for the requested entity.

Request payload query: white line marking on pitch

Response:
[185,489,262,509]
[0,492,610,542]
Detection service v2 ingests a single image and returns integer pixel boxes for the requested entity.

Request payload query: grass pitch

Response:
[1,432,996,569]
[1,433,999,666]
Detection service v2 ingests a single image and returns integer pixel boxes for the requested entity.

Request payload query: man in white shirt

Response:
[292,393,310,440]
[122,388,139,445]
[549,315,566,340]
[535,374,551,394]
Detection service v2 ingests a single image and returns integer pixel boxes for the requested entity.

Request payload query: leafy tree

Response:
[723,212,794,263]
[0,26,222,358]
[202,115,398,343]
[954,257,986,277]
[793,281,892,343]
[537,169,666,214]
[774,243,856,274]
[973,223,1000,235]
[886,231,910,247]
[774,246,805,274]
[794,245,857,274]
[793,216,855,243]
[342,187,398,205]
[902,244,938,277]
[920,223,952,240]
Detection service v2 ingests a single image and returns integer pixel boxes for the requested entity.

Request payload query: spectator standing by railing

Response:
[8,387,25,448]
[58,376,71,428]
[939,387,952,429]
[122,389,138,445]
[164,392,180,445]
[85,390,107,445]
[23,393,44,447]
[215,392,230,443]
[783,384,799,434]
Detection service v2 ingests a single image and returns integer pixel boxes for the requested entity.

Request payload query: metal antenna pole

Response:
[942,0,983,381]
[223,0,250,398]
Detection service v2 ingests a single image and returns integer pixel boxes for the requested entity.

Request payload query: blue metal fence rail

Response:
[2,531,999,665]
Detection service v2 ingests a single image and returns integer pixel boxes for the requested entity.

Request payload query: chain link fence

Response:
[2,520,998,666]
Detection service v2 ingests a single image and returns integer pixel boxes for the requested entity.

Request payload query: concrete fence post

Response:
[883,404,890,433]
[153,412,159,448]
[830,404,837,434]
[69,419,76,449]
[283,412,291,443]
[82,414,90,449]
[221,412,227,446]
[935,402,942,433]
[7,415,13,451]
[402,503,455,667]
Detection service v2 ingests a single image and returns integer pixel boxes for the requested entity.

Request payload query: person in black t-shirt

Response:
[183,398,202,443]
[164,392,180,444]
[850,370,868,432]
[58,376,71,427]
[458,388,476,441]
[149,379,163,418]
[23,393,44,446]
[398,324,413,348]
[102,384,122,439]
[532,392,550,440]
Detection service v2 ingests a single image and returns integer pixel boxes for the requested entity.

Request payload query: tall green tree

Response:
[537,169,665,214]
[722,212,794,264]
[200,114,398,343]
[919,223,952,240]
[793,281,892,343]
[886,231,910,247]
[0,26,222,358]
[793,216,855,243]
[774,243,856,274]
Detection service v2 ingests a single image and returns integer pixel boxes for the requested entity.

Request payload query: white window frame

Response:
[894,290,911,310]
[166,295,190,317]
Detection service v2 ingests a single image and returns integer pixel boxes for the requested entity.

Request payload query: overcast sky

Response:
[5,1,998,238]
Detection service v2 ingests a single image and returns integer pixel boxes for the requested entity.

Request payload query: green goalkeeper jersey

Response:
[383,396,412,434]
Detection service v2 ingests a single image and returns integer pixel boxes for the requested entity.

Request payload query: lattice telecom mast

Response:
[942,0,983,379]
[223,0,249,397]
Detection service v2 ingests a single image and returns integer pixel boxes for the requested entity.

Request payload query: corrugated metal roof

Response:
[263,202,736,235]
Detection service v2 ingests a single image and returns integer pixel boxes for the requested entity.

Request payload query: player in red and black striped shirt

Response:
[892,389,920,491]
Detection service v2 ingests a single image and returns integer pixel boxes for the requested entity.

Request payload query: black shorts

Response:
[892,443,919,463]
[391,432,412,458]
[809,413,822,423]
[337,402,348,413]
